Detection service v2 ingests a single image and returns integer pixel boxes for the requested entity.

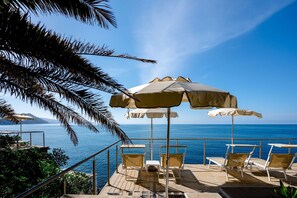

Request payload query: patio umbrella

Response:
[5,114,34,137]
[110,76,237,197]
[208,108,262,145]
[125,108,178,160]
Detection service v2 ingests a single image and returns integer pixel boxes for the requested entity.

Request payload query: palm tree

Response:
[0,0,156,145]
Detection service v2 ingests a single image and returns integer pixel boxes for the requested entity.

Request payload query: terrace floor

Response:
[64,163,297,198]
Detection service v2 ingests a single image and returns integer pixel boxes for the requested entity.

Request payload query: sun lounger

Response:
[207,153,249,180]
[250,143,297,181]
[207,144,257,180]
[120,144,146,181]
[122,154,145,180]
[251,154,294,181]
[160,153,184,178]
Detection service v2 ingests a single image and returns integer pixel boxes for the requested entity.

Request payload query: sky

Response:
[4,0,297,125]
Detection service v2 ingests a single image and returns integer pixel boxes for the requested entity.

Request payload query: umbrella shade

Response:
[3,113,34,121]
[14,114,34,121]
[110,76,237,198]
[110,76,237,109]
[15,114,34,138]
[208,108,262,144]
[4,114,34,137]
[208,108,262,118]
[126,108,178,119]
[125,108,178,160]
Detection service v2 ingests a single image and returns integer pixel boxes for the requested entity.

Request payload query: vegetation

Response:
[0,135,21,148]
[0,146,93,197]
[0,0,156,145]
[275,180,297,198]
[64,171,93,195]
[0,147,60,196]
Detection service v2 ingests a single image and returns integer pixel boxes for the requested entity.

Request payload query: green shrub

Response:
[0,148,64,197]
[0,135,21,148]
[64,171,93,194]
[0,147,93,197]
[50,148,69,167]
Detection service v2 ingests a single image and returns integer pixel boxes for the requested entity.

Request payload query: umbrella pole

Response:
[20,122,22,139]
[165,108,171,198]
[150,118,153,160]
[231,115,234,153]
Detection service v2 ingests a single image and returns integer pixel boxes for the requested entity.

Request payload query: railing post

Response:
[203,139,206,165]
[93,158,97,195]
[43,132,45,147]
[259,141,262,159]
[176,140,179,153]
[30,132,32,147]
[108,149,111,186]
[63,180,67,195]
[289,139,291,154]
[116,145,119,173]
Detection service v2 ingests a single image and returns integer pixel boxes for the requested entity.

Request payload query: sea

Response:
[1,124,297,189]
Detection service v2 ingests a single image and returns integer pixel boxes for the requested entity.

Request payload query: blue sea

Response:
[2,124,297,188]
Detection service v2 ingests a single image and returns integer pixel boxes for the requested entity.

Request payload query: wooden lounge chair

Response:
[251,154,295,181]
[160,153,184,178]
[207,153,249,180]
[122,154,145,180]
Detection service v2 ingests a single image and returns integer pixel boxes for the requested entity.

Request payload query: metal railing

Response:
[16,140,121,198]
[15,137,297,197]
[0,130,45,147]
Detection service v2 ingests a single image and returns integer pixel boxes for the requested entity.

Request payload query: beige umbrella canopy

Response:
[12,114,34,121]
[14,114,34,138]
[125,108,178,160]
[111,76,237,108]
[4,114,34,137]
[208,108,262,144]
[110,76,237,198]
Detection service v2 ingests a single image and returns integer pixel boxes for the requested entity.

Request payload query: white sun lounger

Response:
[160,153,184,178]
[250,143,297,181]
[208,153,249,180]
[207,144,257,180]
[122,154,145,180]
[160,145,186,179]
[121,144,146,180]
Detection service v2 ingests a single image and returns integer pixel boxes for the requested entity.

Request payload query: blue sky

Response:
[4,0,297,125]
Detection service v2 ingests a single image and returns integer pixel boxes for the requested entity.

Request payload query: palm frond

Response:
[0,2,153,145]
[0,99,18,122]
[3,0,117,28]
[1,7,150,99]
[73,42,157,63]
[0,56,130,144]
[0,7,125,94]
